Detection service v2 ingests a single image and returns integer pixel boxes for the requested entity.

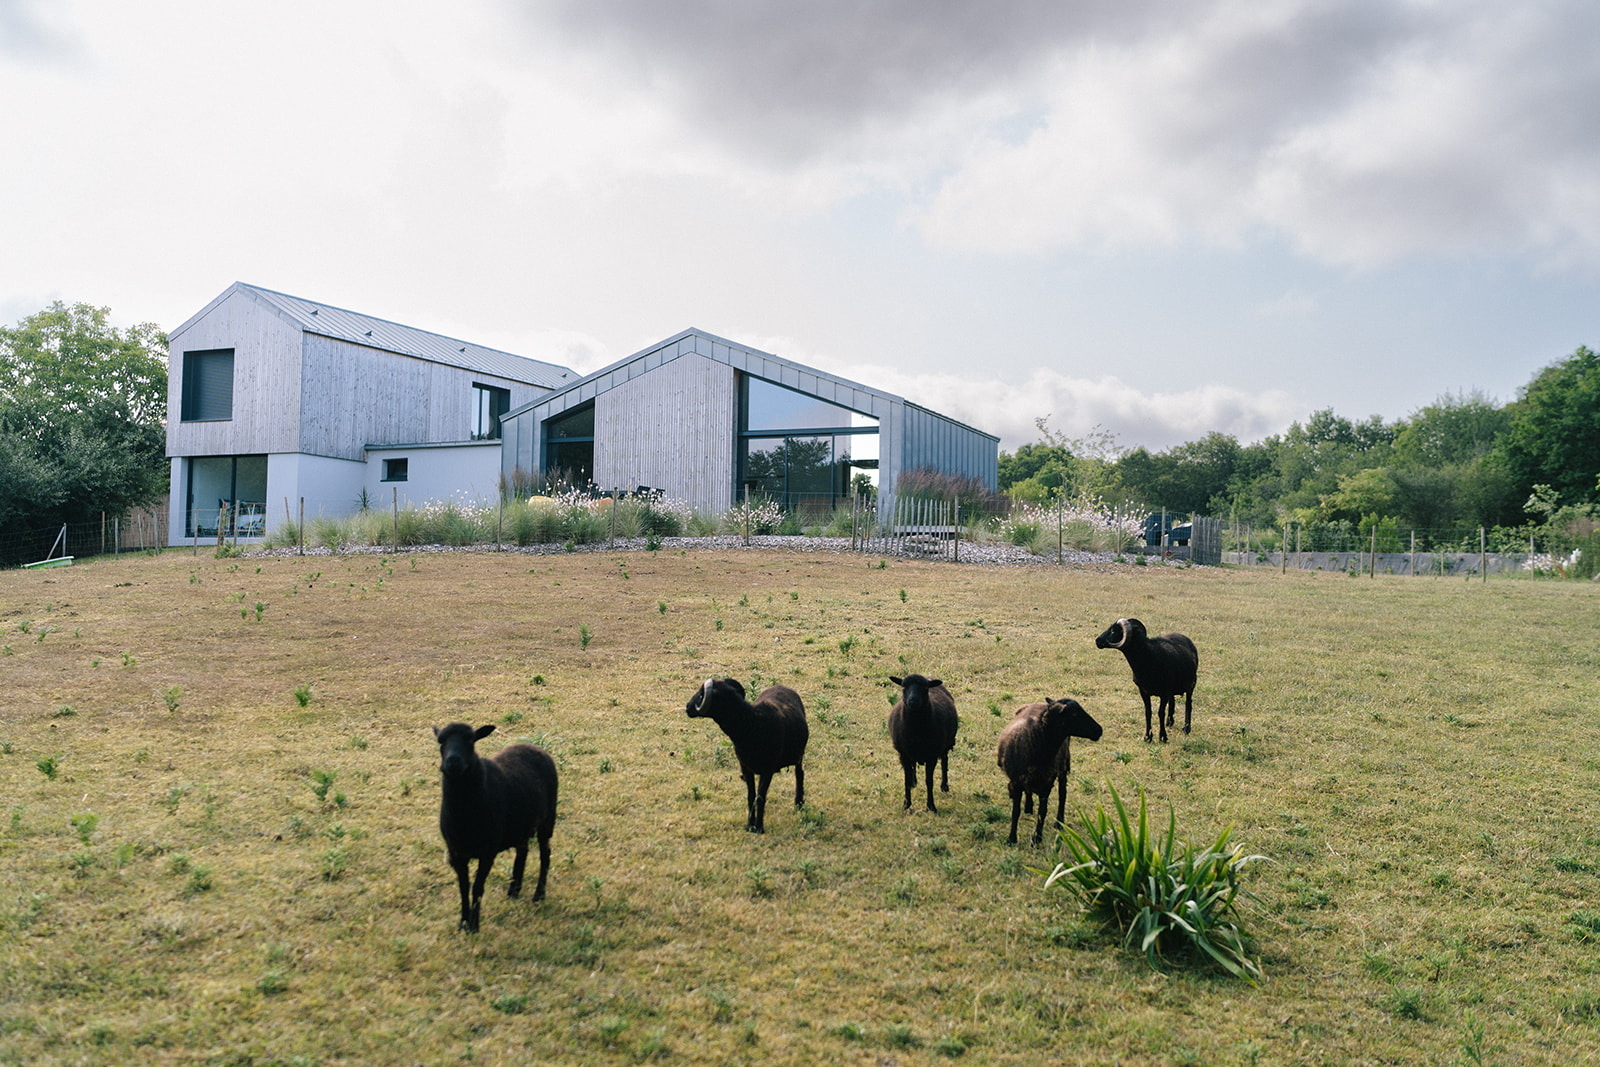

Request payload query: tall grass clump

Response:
[1042,783,1265,980]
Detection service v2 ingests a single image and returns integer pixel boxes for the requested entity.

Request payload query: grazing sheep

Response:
[432,723,558,933]
[996,698,1103,845]
[887,674,959,812]
[1094,617,1199,743]
[685,678,808,833]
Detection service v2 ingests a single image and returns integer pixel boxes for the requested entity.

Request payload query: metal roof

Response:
[505,327,998,442]
[172,282,577,389]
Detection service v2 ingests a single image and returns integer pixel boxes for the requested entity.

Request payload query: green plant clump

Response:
[1042,782,1265,980]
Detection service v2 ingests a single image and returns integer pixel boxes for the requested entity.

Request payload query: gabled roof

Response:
[506,327,893,420]
[170,282,577,389]
[506,326,998,442]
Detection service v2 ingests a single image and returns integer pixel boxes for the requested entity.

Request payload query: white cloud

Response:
[746,335,1301,451]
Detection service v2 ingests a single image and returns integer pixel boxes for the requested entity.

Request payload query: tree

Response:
[0,302,168,555]
[1497,346,1600,507]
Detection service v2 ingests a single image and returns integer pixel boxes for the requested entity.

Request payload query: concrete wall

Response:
[363,443,502,510]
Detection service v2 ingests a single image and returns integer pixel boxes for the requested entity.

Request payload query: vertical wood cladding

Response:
[594,353,735,511]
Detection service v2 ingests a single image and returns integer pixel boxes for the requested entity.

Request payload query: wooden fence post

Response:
[299,498,305,556]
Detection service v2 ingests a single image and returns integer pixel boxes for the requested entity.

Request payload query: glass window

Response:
[744,376,876,433]
[181,349,234,422]
[472,384,511,440]
[185,454,267,536]
[382,458,408,482]
[542,402,595,486]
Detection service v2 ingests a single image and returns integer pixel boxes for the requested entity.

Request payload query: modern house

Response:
[500,328,999,516]
[164,284,999,543]
[164,283,574,542]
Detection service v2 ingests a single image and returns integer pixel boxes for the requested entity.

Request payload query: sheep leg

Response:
[1183,690,1193,734]
[531,827,551,902]
[939,754,949,794]
[507,841,528,899]
[743,772,758,832]
[753,772,773,833]
[1143,694,1156,742]
[1054,777,1067,838]
[469,854,495,933]
[923,760,937,813]
[1032,791,1048,845]
[794,761,805,808]
[1024,793,1034,815]
[901,760,917,810]
[1008,790,1024,845]
[1158,696,1172,743]
[451,856,475,932]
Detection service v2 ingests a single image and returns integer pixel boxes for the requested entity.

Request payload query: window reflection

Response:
[739,376,878,513]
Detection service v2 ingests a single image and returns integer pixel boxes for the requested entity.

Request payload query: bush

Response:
[1042,783,1265,979]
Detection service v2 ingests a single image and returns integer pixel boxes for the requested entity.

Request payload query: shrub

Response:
[1042,782,1265,979]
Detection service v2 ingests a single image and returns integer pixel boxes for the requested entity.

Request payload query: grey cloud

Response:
[521,0,1165,163]
[0,0,81,62]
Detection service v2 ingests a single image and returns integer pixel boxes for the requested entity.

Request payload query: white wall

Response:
[363,443,502,510]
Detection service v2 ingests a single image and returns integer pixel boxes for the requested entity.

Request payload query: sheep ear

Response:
[432,725,443,740]
[474,724,496,741]
[927,679,942,689]
[725,678,745,698]
[889,676,904,687]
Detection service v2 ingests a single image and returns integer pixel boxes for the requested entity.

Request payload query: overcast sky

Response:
[2,0,1596,450]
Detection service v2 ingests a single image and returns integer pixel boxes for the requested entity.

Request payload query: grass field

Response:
[2,546,1598,1066]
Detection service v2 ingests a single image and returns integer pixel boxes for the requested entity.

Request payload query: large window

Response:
[472,383,511,440]
[180,349,235,422]
[542,402,594,486]
[739,376,877,514]
[185,455,267,537]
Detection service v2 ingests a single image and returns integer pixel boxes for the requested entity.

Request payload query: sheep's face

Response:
[1048,698,1103,742]
[890,674,942,708]
[434,722,494,778]
[686,678,742,718]
[1095,618,1144,650]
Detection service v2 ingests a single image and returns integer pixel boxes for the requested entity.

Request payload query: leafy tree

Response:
[997,442,1072,494]
[0,302,168,553]
[1496,346,1600,507]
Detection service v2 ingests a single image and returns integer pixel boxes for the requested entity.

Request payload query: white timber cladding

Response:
[498,326,997,513]
[166,288,303,457]
[593,353,736,511]
[298,334,535,461]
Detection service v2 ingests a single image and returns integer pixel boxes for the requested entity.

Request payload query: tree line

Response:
[0,303,168,560]
[999,346,1599,555]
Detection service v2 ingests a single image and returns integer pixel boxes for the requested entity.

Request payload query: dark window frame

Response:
[472,383,512,441]
[180,348,235,422]
[382,457,409,482]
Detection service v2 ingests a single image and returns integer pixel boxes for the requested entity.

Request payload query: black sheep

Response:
[995,698,1102,845]
[432,722,558,932]
[1094,617,1199,743]
[887,674,959,812]
[685,677,808,833]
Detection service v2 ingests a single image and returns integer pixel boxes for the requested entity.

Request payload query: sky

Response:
[1,0,1596,452]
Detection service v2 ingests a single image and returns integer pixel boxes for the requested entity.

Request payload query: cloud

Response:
[0,0,81,62]
[745,335,1301,451]
[526,0,1600,268]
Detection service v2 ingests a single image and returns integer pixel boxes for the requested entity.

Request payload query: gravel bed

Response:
[246,534,1138,571]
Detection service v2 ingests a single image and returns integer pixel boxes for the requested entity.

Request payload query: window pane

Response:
[744,376,875,433]
[181,350,234,421]
[473,384,511,440]
[546,403,594,439]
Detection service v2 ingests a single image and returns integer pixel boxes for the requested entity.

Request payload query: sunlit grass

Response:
[0,551,1597,1063]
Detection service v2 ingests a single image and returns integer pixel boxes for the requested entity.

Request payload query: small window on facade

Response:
[180,349,235,422]
[382,458,409,482]
[472,383,512,440]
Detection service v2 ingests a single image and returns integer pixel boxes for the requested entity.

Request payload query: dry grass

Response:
[2,547,1599,1066]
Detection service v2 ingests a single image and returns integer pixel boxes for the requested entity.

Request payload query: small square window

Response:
[382,458,409,482]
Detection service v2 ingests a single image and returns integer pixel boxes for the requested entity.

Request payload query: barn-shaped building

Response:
[499,328,999,516]
[163,285,998,542]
